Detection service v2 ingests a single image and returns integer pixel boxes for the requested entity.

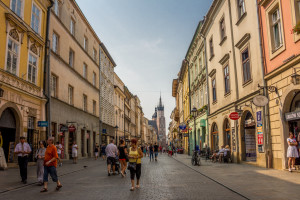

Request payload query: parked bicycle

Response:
[191,150,201,166]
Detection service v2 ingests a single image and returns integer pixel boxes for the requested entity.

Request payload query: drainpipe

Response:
[187,59,191,156]
[257,1,272,168]
[228,0,240,162]
[99,43,102,145]
[43,0,54,138]
[200,31,210,149]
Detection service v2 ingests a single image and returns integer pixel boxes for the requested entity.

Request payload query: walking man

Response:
[55,142,63,166]
[72,141,78,164]
[105,139,118,176]
[40,137,62,192]
[149,144,154,161]
[14,136,31,184]
[154,143,159,161]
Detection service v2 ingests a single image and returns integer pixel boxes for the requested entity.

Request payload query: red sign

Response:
[229,112,240,120]
[257,134,263,145]
[68,125,76,132]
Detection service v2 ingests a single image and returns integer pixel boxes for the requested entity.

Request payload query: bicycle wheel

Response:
[197,156,201,165]
[191,157,195,166]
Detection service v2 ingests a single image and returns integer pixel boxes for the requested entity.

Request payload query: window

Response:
[93,48,97,61]
[68,85,73,105]
[28,54,37,84]
[52,33,58,53]
[93,100,96,115]
[93,72,96,86]
[271,8,283,50]
[6,38,19,75]
[84,36,88,51]
[223,65,230,94]
[220,18,226,40]
[31,4,40,33]
[70,18,75,36]
[204,85,207,105]
[209,37,214,58]
[200,90,204,107]
[212,78,217,102]
[11,0,22,18]
[69,49,74,67]
[242,48,251,83]
[294,0,300,24]
[83,95,87,112]
[237,0,245,18]
[83,63,87,79]
[54,0,59,16]
[199,57,203,72]
[51,74,58,98]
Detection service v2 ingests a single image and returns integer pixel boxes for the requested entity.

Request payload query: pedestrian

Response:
[72,141,78,164]
[143,145,147,157]
[14,136,31,184]
[118,139,128,177]
[168,145,172,156]
[101,144,106,160]
[287,132,299,172]
[173,146,177,157]
[55,142,63,167]
[147,145,150,157]
[149,144,154,161]
[94,143,100,160]
[154,143,159,161]
[0,131,7,170]
[35,141,46,185]
[159,145,162,155]
[40,137,62,192]
[105,139,118,176]
[128,139,143,191]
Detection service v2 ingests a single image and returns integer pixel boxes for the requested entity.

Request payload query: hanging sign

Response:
[256,111,264,152]
[179,123,186,130]
[229,112,240,120]
[68,125,76,132]
[253,95,269,107]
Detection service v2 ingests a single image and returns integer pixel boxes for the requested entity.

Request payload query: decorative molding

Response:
[219,53,230,65]
[235,33,251,49]
[219,36,227,46]
[236,12,247,26]
[208,69,216,78]
[5,13,27,33]
[259,0,272,6]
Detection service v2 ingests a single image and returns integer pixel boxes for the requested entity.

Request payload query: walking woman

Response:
[36,141,46,185]
[287,132,299,172]
[118,139,128,177]
[128,139,143,191]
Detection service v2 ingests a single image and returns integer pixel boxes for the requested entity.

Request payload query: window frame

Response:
[83,94,87,112]
[241,45,252,85]
[53,0,59,16]
[5,30,20,76]
[209,36,214,60]
[70,18,75,36]
[93,100,96,115]
[290,0,300,42]
[271,8,283,50]
[69,48,74,67]
[27,53,38,84]
[93,71,96,86]
[51,74,58,98]
[237,0,246,19]
[52,32,59,54]
[31,2,41,34]
[83,63,87,79]
[10,0,24,19]
[84,36,88,51]
[212,78,217,103]
[93,48,97,61]
[68,85,74,105]
[223,63,230,95]
[219,17,226,41]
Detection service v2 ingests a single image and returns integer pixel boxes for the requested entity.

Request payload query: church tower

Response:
[156,94,166,147]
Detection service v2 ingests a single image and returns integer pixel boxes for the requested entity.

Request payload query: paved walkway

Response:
[172,153,300,200]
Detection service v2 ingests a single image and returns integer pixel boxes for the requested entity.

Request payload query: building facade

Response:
[49,0,101,159]
[0,0,52,163]
[258,0,300,169]
[114,72,125,146]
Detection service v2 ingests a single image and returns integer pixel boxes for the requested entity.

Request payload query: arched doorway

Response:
[0,108,16,162]
[223,118,231,148]
[241,111,256,162]
[211,123,219,151]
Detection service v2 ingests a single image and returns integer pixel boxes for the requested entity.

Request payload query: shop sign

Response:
[179,123,186,130]
[231,128,236,152]
[183,133,189,137]
[68,125,76,132]
[253,95,269,107]
[257,134,263,145]
[229,112,240,120]
[256,111,264,152]
[38,121,48,127]
[60,125,68,132]
[200,119,206,127]
[285,111,300,121]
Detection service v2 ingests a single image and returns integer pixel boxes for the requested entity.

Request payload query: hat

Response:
[225,145,230,149]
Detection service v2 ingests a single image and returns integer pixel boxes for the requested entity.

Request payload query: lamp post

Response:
[191,107,197,152]
[114,125,118,145]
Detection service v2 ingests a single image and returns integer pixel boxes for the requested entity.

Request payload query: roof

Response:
[100,43,117,67]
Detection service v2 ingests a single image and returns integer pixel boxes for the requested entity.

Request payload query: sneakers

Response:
[108,172,111,176]
[291,167,296,170]
[289,168,292,172]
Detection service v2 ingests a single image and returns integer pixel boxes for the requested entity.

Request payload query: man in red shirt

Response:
[40,137,62,192]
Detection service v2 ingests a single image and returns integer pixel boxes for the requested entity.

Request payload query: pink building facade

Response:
[258,0,300,169]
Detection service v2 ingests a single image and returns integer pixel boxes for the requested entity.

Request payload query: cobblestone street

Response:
[1,154,300,200]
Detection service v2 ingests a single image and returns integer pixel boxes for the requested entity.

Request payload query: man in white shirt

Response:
[14,136,31,184]
[55,142,63,166]
[72,141,78,164]
[105,139,118,176]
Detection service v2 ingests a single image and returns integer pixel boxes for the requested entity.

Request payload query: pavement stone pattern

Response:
[0,154,299,200]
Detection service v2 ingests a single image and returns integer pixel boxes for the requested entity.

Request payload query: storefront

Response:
[241,111,256,162]
[211,123,219,151]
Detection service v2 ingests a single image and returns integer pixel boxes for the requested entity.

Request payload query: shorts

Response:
[119,158,126,161]
[72,152,78,158]
[95,152,99,157]
[107,157,116,165]
[130,164,141,180]
[57,153,61,159]
[43,166,58,182]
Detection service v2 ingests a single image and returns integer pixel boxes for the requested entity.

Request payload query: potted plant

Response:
[292,21,300,34]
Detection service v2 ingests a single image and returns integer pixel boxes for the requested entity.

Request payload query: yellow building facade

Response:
[0,0,51,163]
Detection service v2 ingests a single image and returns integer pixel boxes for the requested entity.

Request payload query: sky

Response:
[76,0,212,132]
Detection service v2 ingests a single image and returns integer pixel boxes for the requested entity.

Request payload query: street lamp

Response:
[191,107,197,152]
[115,125,118,145]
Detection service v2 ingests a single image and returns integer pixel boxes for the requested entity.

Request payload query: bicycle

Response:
[191,150,201,166]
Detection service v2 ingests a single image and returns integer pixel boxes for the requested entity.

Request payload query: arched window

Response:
[223,118,231,148]
[211,123,219,151]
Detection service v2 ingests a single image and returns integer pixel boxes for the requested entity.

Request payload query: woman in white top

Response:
[287,132,299,172]
[35,141,46,185]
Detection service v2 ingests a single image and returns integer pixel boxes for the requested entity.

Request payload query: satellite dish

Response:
[253,95,269,107]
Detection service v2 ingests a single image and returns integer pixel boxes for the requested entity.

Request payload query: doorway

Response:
[0,108,17,162]
[242,111,256,162]
[211,123,219,151]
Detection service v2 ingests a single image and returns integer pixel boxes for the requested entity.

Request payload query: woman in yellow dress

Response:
[0,131,8,170]
[128,138,143,191]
